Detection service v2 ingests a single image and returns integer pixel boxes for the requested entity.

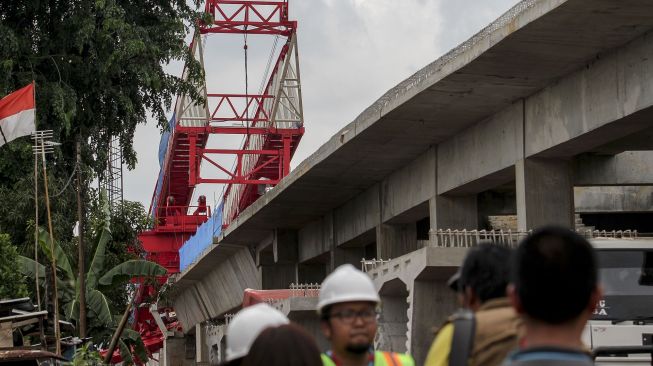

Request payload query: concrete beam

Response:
[525,32,653,158]
[437,102,523,195]
[575,186,653,213]
[173,247,259,331]
[334,184,380,246]
[574,151,653,186]
[381,147,436,222]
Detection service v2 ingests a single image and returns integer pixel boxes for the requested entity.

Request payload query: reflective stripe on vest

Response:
[322,351,408,366]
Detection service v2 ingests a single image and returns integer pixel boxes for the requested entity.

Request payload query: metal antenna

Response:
[31,130,62,355]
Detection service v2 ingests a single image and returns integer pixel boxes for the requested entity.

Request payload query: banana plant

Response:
[18,198,166,362]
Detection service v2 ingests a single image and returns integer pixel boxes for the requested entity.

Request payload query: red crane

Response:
[104,1,304,362]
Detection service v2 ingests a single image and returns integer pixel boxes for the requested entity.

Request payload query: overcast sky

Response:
[124,0,521,210]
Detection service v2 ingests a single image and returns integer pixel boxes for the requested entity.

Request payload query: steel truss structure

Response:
[101,136,124,210]
[120,2,305,362]
[151,0,304,232]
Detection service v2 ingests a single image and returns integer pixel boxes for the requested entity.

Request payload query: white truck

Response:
[583,239,653,365]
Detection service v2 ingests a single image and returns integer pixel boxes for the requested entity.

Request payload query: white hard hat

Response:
[225,303,289,361]
[317,264,380,314]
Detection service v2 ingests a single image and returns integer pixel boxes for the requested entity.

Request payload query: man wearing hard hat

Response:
[222,303,289,366]
[318,264,415,366]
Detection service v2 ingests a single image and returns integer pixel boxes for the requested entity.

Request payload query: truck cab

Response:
[583,238,653,365]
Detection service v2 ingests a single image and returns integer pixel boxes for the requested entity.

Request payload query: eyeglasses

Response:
[329,309,378,324]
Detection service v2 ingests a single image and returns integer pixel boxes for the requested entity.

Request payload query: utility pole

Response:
[32,135,46,349]
[34,131,61,356]
[76,138,87,338]
[104,297,133,364]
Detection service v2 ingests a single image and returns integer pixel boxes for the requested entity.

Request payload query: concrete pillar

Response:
[429,195,478,231]
[516,158,574,230]
[289,311,331,352]
[163,336,195,366]
[298,263,327,283]
[410,279,458,366]
[261,229,300,289]
[195,323,209,365]
[261,263,297,289]
[376,223,418,259]
[331,246,365,269]
[206,324,225,366]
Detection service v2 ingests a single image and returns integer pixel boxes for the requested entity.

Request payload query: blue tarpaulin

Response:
[152,114,176,219]
[179,202,224,271]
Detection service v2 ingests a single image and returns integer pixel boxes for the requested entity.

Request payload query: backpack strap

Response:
[448,309,476,366]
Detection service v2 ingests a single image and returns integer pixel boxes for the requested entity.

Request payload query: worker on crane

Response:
[318,264,415,366]
[222,303,289,366]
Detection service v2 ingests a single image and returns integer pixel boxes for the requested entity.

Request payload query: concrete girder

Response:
[173,247,259,331]
[574,151,653,186]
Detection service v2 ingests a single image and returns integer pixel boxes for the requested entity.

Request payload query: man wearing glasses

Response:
[318,264,415,366]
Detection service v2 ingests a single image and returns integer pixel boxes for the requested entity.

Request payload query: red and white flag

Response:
[0,83,36,147]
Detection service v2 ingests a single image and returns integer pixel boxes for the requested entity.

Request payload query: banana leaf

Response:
[36,228,75,284]
[86,289,112,326]
[118,339,134,365]
[99,260,166,286]
[122,329,149,363]
[86,200,112,290]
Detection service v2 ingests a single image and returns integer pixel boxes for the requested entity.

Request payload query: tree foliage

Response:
[18,200,165,360]
[0,233,29,299]
[0,0,204,249]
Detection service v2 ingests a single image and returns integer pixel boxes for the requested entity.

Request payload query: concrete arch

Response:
[377,278,410,353]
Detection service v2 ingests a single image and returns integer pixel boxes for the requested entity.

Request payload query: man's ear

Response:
[507,284,523,314]
[320,319,332,340]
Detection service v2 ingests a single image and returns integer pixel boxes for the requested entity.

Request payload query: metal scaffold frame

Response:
[101,136,124,210]
[127,3,305,361]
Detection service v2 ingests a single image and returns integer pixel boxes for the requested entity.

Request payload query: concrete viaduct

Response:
[165,0,653,364]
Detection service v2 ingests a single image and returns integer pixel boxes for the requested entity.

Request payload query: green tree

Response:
[0,0,204,249]
[0,233,29,299]
[18,202,166,361]
[88,193,151,314]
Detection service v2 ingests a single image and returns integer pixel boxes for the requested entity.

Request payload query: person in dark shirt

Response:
[504,226,601,366]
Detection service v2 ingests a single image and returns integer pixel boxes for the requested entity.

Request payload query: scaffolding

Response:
[101,136,124,210]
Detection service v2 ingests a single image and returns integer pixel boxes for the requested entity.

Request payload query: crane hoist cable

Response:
[244,30,249,135]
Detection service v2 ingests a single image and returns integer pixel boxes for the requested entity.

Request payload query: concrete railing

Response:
[430,229,531,248]
[289,283,320,298]
[361,258,393,273]
[428,228,639,249]
[577,229,638,239]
